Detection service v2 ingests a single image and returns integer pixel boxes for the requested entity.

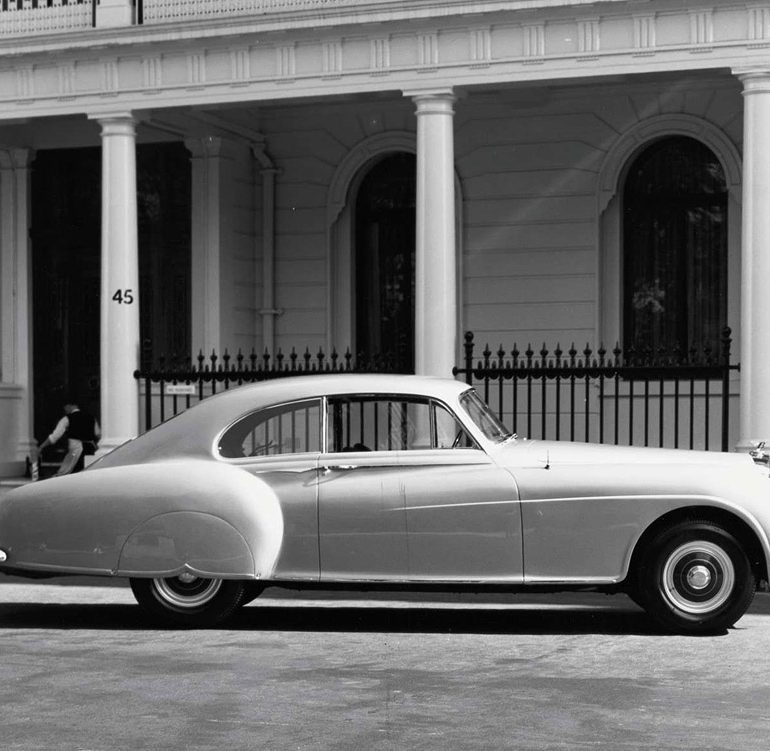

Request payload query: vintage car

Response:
[0,374,768,633]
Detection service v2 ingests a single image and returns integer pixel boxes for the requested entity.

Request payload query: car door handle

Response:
[321,464,358,472]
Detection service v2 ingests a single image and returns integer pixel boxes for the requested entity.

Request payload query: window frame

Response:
[322,392,480,454]
[621,135,728,355]
[214,397,324,461]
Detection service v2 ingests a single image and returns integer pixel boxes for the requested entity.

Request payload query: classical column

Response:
[0,148,34,472]
[186,136,224,356]
[92,113,140,451]
[252,141,280,355]
[408,88,457,377]
[737,71,770,450]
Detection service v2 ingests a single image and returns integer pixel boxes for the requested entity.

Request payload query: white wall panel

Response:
[240,75,740,360]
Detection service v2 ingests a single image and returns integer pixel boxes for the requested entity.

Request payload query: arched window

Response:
[623,136,727,353]
[354,153,416,372]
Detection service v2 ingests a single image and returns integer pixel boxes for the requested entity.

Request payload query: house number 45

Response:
[112,289,135,304]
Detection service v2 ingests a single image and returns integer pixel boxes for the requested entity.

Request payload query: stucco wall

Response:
[255,73,742,357]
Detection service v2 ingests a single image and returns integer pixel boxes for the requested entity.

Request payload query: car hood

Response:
[493,438,754,470]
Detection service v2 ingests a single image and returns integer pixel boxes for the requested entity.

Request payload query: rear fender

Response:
[117,511,255,579]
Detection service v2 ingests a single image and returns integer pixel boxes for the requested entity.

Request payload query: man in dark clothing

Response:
[38,402,101,475]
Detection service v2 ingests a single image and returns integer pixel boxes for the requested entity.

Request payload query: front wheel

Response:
[130,574,248,627]
[637,520,755,634]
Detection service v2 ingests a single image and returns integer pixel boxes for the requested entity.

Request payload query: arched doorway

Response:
[354,153,416,372]
[622,136,728,353]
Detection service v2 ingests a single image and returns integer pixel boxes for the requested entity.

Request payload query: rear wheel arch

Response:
[117,510,256,578]
[627,506,768,588]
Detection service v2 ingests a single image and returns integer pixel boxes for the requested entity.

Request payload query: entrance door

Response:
[355,153,416,373]
[31,144,191,445]
[31,148,101,441]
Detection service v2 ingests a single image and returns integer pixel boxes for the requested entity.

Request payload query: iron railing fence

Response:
[136,330,740,451]
[453,328,739,452]
[135,347,406,431]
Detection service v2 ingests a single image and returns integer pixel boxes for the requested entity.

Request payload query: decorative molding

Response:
[143,56,163,89]
[523,23,545,58]
[689,10,713,46]
[578,18,600,54]
[58,63,75,97]
[231,48,250,81]
[328,130,415,224]
[101,60,120,94]
[633,14,656,51]
[15,66,33,99]
[3,2,770,117]
[598,113,742,214]
[469,27,491,65]
[322,39,343,75]
[418,32,439,68]
[748,6,770,42]
[188,53,206,86]
[370,37,390,71]
[276,44,295,79]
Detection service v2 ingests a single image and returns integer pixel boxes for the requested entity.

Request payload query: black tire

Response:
[637,520,756,634]
[130,575,248,627]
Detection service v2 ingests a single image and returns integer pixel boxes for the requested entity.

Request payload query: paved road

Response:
[1,580,769,751]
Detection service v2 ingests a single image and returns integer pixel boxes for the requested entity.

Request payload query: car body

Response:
[1,374,768,632]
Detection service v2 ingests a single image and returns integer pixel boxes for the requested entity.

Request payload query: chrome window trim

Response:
[212,396,324,462]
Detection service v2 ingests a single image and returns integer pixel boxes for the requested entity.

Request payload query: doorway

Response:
[354,153,416,373]
[31,143,191,443]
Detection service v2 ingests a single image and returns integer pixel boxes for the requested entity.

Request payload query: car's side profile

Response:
[0,374,767,633]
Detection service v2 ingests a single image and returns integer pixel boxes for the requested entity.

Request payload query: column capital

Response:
[733,68,770,93]
[0,147,34,171]
[184,135,242,160]
[88,111,137,137]
[404,87,456,108]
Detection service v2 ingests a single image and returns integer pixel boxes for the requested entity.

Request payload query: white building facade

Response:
[1,0,770,475]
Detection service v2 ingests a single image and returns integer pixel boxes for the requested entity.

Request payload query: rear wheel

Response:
[637,520,755,634]
[130,574,247,627]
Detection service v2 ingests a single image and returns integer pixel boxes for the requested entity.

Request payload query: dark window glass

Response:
[355,153,416,373]
[623,136,727,353]
[327,396,476,452]
[219,400,322,458]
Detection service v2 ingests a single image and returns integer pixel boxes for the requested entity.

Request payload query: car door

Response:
[317,395,412,580]
[399,399,523,581]
[217,398,323,580]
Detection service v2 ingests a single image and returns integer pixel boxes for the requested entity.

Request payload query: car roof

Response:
[97,374,473,467]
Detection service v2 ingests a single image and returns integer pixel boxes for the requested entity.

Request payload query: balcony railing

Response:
[0,0,631,37]
[140,0,373,25]
[0,0,93,37]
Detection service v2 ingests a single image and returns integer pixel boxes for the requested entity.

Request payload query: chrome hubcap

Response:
[686,565,712,590]
[662,541,734,614]
[152,575,222,609]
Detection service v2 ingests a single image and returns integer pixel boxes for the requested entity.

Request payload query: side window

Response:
[434,402,477,449]
[327,396,477,452]
[218,399,322,458]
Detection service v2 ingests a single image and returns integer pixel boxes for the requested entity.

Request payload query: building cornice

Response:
[0,1,768,120]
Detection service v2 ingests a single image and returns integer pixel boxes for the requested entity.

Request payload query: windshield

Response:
[459,389,514,443]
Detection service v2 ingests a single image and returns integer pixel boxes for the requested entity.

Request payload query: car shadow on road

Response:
[0,601,674,635]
